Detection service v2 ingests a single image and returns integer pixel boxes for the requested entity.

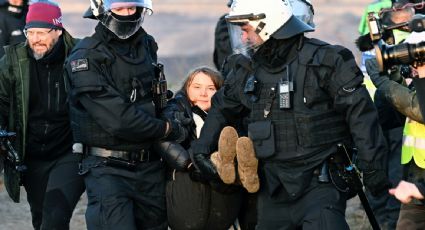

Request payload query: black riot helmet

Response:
[87,0,153,39]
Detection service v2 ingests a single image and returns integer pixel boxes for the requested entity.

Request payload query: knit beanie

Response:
[25,0,63,29]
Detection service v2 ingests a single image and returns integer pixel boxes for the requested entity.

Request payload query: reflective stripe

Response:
[403,136,425,149]
[402,118,425,169]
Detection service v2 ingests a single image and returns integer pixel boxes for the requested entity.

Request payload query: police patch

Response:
[70,59,89,73]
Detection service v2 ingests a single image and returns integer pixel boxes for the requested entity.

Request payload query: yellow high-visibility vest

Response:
[401,118,425,169]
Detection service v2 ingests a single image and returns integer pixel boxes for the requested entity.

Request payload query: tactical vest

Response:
[69,36,157,151]
[248,38,351,161]
[401,118,425,169]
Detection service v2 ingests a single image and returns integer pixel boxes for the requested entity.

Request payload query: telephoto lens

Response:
[375,41,425,71]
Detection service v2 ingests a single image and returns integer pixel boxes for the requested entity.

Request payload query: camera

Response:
[367,13,425,71]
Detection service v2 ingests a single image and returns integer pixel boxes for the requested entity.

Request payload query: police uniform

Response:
[192,33,388,229]
[65,23,168,230]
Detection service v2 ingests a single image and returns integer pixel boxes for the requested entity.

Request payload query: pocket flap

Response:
[248,120,272,141]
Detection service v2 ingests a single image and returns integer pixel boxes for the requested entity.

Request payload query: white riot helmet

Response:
[226,0,313,56]
[289,0,315,28]
[88,0,153,39]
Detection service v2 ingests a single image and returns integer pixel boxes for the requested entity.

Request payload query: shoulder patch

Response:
[70,59,89,73]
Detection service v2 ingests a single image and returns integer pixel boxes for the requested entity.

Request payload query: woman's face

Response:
[187,72,217,111]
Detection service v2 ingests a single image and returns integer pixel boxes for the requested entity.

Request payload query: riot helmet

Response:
[289,0,315,28]
[226,0,313,57]
[88,0,153,39]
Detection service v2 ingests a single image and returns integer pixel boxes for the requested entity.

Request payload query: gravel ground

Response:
[0,0,378,229]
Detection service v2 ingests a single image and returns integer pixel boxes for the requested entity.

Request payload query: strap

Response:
[294,38,330,106]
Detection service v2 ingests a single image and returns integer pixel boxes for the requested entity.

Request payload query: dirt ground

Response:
[0,0,377,229]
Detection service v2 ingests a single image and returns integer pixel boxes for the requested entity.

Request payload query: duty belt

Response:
[89,147,155,162]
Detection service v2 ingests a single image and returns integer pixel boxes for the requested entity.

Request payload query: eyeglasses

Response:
[23,28,54,40]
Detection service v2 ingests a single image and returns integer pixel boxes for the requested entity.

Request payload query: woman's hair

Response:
[181,66,224,94]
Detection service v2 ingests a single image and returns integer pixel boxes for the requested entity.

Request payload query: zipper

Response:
[40,122,49,153]
[47,65,51,112]
[55,82,60,112]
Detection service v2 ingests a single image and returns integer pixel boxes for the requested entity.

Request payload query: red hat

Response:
[25,0,63,29]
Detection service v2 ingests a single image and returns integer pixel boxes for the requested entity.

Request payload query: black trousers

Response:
[256,177,349,230]
[166,171,243,230]
[238,191,257,230]
[82,155,167,230]
[23,152,85,230]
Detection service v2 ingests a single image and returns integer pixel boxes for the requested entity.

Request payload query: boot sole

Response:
[236,137,259,193]
[217,126,238,184]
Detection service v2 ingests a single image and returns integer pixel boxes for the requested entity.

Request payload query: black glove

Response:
[190,151,219,181]
[363,169,392,197]
[174,111,192,126]
[366,58,389,88]
[153,141,190,171]
[164,119,188,143]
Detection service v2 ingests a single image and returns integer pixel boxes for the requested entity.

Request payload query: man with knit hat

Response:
[0,0,85,229]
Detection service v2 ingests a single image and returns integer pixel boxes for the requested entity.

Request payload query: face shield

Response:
[98,0,153,39]
[226,13,266,57]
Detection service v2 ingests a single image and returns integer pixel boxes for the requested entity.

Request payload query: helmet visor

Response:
[103,0,152,14]
[226,13,266,57]
[227,22,257,57]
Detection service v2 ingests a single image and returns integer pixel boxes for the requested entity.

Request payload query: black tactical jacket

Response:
[65,23,167,151]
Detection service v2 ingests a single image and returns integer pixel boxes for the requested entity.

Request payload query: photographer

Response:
[358,2,418,228]
[366,29,425,228]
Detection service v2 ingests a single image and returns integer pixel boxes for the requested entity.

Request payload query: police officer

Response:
[65,0,186,229]
[0,0,27,57]
[192,0,390,229]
